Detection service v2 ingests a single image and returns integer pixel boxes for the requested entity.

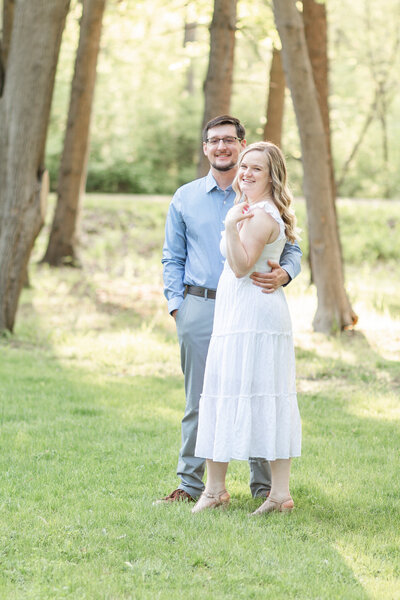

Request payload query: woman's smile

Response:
[238,150,271,201]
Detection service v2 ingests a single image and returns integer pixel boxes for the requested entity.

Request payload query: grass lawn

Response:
[0,194,399,599]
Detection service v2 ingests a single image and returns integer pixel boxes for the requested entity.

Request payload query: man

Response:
[159,115,302,503]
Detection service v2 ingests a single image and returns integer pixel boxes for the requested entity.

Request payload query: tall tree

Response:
[302,0,336,201]
[272,0,356,333]
[302,0,342,279]
[42,0,106,267]
[197,0,237,177]
[263,46,285,146]
[1,0,14,65]
[0,0,14,94]
[0,0,70,332]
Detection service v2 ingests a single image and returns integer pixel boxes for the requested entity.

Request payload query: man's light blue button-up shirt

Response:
[162,171,302,314]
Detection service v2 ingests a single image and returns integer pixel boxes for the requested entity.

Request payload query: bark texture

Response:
[1,0,15,94]
[2,0,14,66]
[197,0,237,177]
[0,0,70,332]
[42,0,106,267]
[264,46,285,147]
[272,0,356,333]
[302,0,342,279]
[302,0,336,200]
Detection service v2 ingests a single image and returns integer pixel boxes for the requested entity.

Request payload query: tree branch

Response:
[336,92,377,191]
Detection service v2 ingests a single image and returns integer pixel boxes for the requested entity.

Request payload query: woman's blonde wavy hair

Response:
[232,141,300,243]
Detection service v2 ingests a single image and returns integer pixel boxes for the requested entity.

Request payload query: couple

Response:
[160,115,302,515]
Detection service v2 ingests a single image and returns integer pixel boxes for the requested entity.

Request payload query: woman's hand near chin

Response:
[225,202,254,229]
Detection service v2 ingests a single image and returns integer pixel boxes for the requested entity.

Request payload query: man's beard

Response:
[210,159,236,172]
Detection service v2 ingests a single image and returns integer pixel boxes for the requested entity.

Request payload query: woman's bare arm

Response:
[225,206,279,278]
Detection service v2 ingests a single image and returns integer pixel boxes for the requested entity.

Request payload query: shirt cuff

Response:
[281,264,293,287]
[168,296,184,314]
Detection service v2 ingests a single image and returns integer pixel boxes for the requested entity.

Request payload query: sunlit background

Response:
[47,0,400,198]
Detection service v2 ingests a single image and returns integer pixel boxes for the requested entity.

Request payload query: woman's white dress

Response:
[195,201,301,462]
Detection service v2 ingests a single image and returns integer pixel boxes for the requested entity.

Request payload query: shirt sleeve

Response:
[280,240,302,285]
[161,191,187,313]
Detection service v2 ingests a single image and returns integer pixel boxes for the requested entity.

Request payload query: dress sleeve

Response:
[261,202,285,239]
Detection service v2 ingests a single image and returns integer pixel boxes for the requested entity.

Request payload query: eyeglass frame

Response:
[205,136,243,146]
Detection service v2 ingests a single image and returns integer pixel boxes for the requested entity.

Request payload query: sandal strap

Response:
[203,489,227,500]
[268,496,293,508]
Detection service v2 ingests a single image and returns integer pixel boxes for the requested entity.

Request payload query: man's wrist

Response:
[167,296,184,314]
[281,268,291,287]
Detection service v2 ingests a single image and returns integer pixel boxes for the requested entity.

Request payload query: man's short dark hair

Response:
[202,115,246,143]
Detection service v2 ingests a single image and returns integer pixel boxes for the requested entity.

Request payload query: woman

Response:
[193,141,301,515]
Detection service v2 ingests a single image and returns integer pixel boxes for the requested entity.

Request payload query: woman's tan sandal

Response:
[191,490,230,514]
[251,496,294,516]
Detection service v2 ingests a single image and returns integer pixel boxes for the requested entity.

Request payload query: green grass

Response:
[0,194,399,599]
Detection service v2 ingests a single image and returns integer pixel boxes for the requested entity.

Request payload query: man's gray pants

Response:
[175,293,271,499]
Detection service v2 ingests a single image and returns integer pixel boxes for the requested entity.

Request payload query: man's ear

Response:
[203,142,208,157]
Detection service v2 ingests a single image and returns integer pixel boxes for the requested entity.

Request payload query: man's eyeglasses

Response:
[205,136,242,146]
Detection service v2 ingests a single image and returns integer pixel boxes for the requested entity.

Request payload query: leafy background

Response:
[46,0,400,198]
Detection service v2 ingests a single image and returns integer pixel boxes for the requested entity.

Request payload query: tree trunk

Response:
[2,0,15,66]
[302,0,341,281]
[272,0,357,333]
[197,0,237,177]
[0,41,3,97]
[42,0,106,267]
[263,46,285,147]
[1,0,15,94]
[302,0,336,201]
[0,0,70,332]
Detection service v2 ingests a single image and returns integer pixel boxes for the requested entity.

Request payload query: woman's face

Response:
[238,150,271,202]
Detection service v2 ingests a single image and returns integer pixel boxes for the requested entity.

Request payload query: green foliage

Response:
[48,0,210,194]
[46,0,400,197]
[329,0,400,198]
[294,198,400,266]
[0,194,399,598]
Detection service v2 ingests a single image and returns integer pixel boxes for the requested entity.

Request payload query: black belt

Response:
[185,285,216,300]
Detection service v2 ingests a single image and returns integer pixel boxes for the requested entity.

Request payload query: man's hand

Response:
[250,260,290,294]
[171,309,178,320]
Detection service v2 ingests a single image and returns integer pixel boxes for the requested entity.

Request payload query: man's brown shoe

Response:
[153,489,196,505]
[254,490,270,499]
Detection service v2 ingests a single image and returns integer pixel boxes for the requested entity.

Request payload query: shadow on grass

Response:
[0,340,375,598]
[2,283,399,597]
[295,329,400,389]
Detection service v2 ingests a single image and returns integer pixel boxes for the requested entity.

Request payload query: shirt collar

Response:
[205,170,233,194]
